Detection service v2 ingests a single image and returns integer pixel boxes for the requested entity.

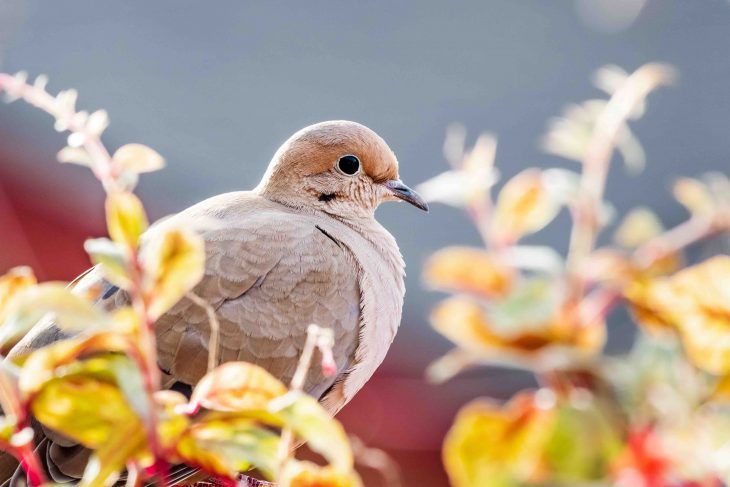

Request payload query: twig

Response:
[566,64,676,296]
[185,292,221,373]
[276,324,334,473]
[349,436,403,487]
[0,72,168,485]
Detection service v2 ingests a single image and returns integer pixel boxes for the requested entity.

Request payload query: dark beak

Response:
[384,180,429,212]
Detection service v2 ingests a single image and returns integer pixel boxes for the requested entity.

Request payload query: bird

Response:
[0,120,427,485]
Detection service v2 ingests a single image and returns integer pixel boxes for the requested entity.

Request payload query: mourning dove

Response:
[1,120,427,485]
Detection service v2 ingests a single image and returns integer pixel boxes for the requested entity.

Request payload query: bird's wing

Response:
[151,192,362,397]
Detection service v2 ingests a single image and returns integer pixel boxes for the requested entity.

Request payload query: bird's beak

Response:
[384,179,429,212]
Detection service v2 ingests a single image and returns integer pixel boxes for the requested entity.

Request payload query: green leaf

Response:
[84,238,131,288]
[268,391,353,472]
[31,373,141,448]
[177,416,280,480]
[141,227,205,320]
[443,394,555,487]
[106,191,148,250]
[542,400,622,482]
[0,283,108,348]
[80,420,146,487]
[19,333,131,397]
[488,278,561,337]
[100,355,150,427]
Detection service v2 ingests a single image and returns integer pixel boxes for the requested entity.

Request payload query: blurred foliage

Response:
[419,63,730,486]
[0,72,360,487]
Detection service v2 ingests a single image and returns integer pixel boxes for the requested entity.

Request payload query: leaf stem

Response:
[566,64,676,299]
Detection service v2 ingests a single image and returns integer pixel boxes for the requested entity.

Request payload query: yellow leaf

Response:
[430,297,501,354]
[491,169,560,243]
[84,238,131,288]
[142,227,205,320]
[613,207,663,248]
[0,266,36,323]
[106,192,148,249]
[430,293,605,366]
[19,333,131,397]
[0,283,108,348]
[80,420,147,487]
[625,256,730,374]
[443,393,556,487]
[175,415,280,480]
[31,374,141,448]
[112,143,165,174]
[269,391,353,472]
[279,460,363,487]
[424,247,512,298]
[155,390,191,451]
[189,362,288,413]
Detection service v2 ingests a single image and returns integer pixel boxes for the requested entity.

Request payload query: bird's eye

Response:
[337,155,360,176]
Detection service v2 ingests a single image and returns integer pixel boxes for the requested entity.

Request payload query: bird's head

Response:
[256,121,428,218]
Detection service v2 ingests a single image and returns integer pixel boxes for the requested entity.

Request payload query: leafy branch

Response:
[418,62,730,486]
[0,72,362,487]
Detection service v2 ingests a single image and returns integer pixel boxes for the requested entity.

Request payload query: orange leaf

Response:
[424,247,512,297]
[188,362,288,413]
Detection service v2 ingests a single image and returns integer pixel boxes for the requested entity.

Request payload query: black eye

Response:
[337,155,360,176]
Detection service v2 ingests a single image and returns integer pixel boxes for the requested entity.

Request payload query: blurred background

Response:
[1,1,729,484]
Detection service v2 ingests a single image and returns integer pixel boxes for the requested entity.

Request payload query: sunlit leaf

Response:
[57,146,93,167]
[491,169,560,242]
[0,283,108,348]
[0,266,36,323]
[155,390,192,460]
[279,460,363,487]
[106,191,148,250]
[141,227,205,320]
[81,420,146,487]
[175,415,280,480]
[625,256,730,374]
[423,247,512,298]
[430,280,605,368]
[488,279,561,337]
[84,238,131,288]
[673,177,715,217]
[443,393,556,487]
[417,133,498,207]
[613,207,664,248]
[188,362,288,414]
[269,391,353,472]
[0,416,17,443]
[19,333,131,396]
[542,397,622,482]
[30,367,141,448]
[85,110,109,137]
[112,143,165,174]
[430,297,503,355]
[22,352,147,486]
